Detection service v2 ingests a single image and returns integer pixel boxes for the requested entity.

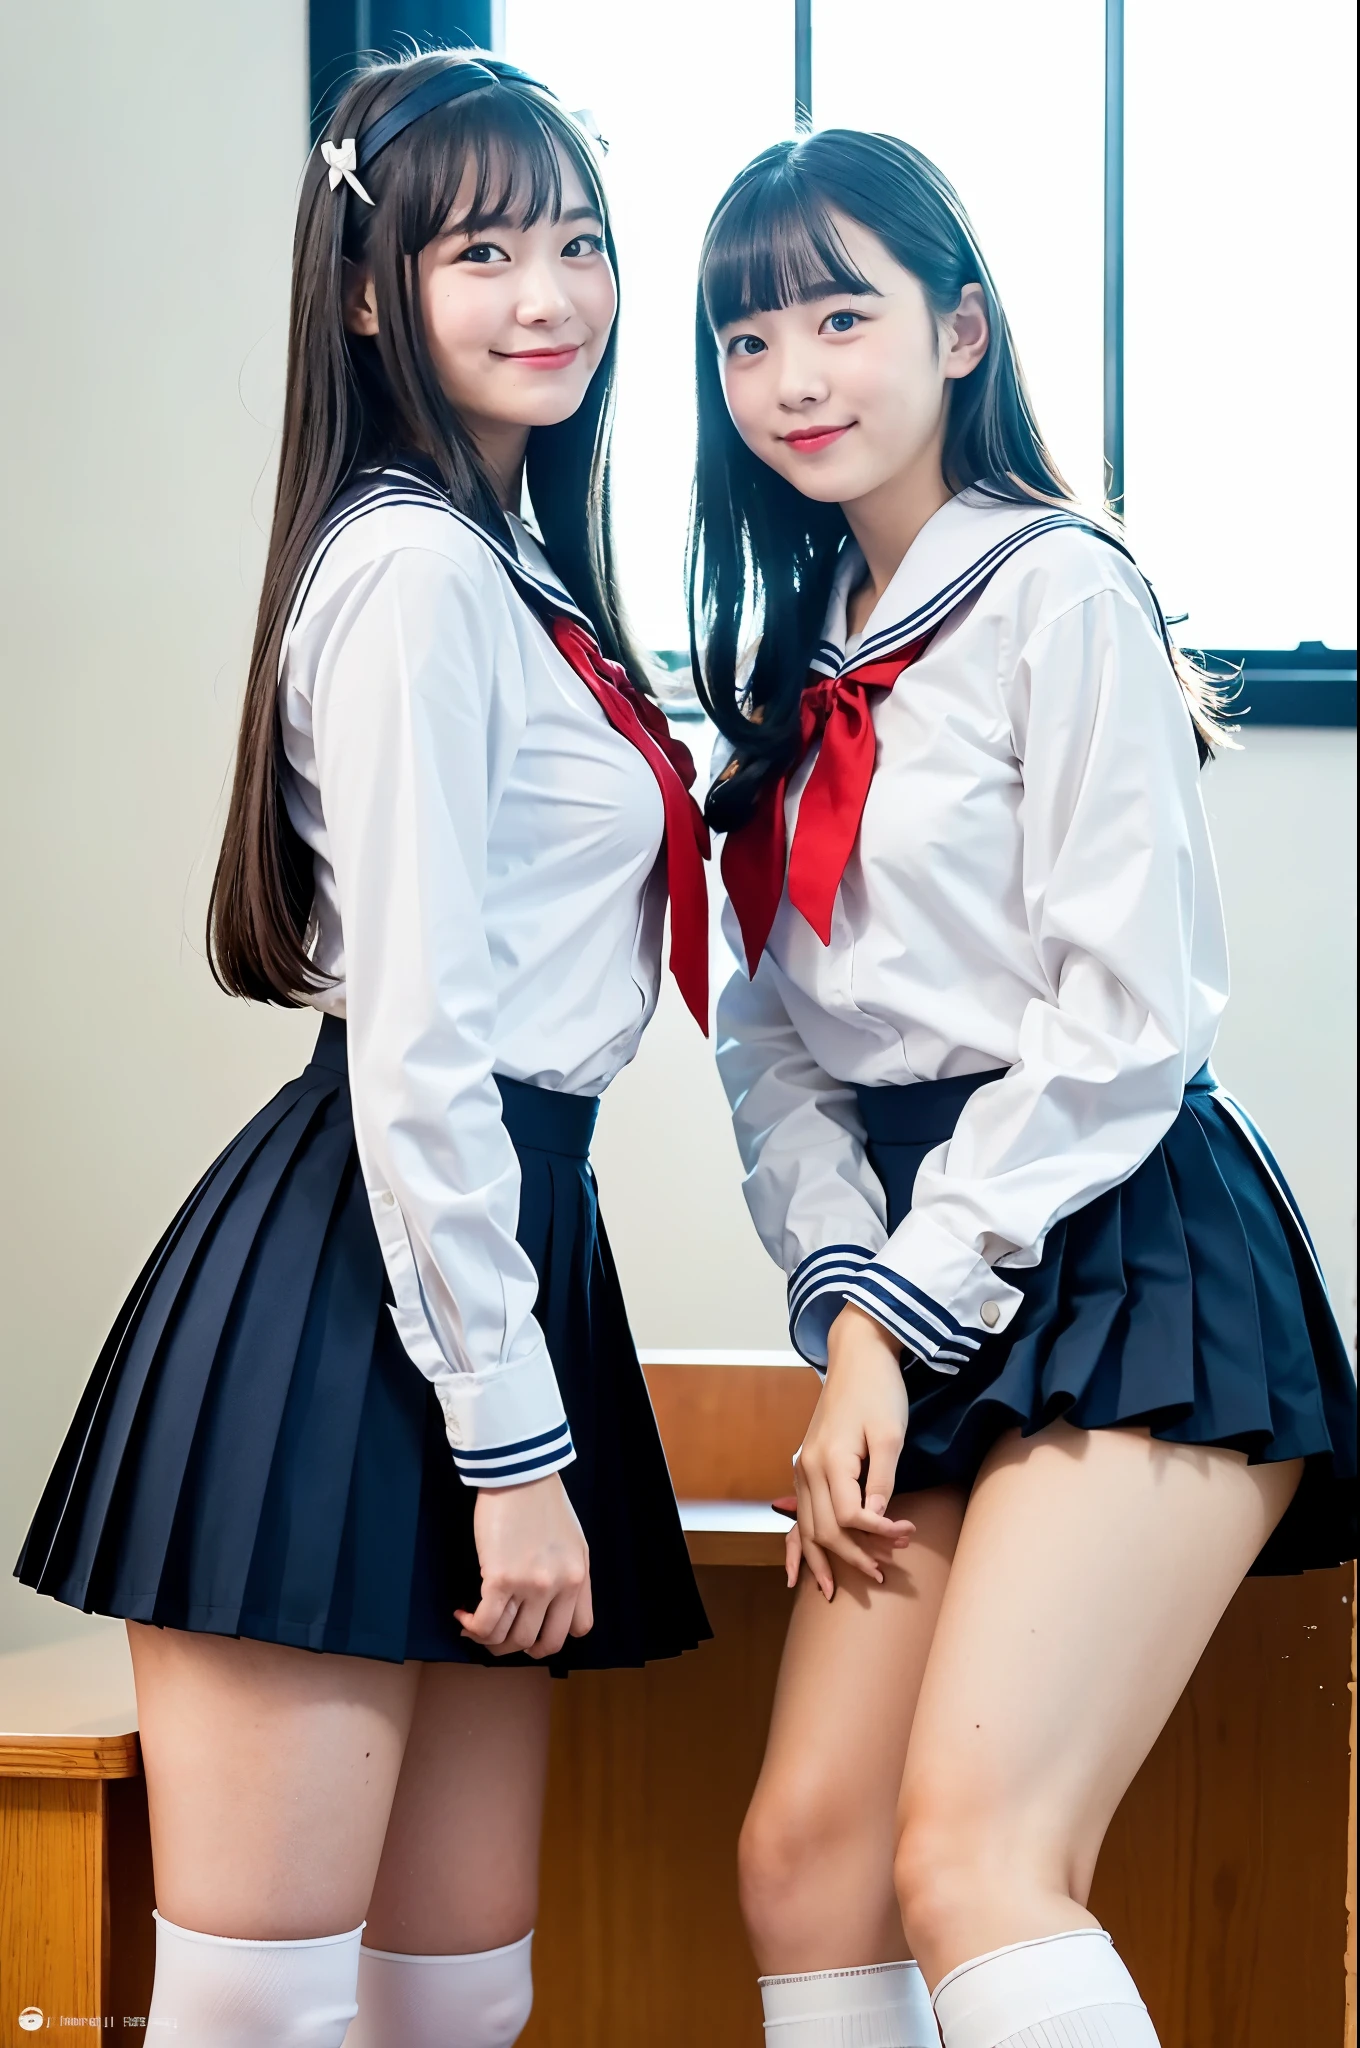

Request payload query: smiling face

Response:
[713,209,987,514]
[416,146,617,440]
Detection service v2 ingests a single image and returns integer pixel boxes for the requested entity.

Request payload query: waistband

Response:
[854,1061,1218,1149]
[307,1015,599,1160]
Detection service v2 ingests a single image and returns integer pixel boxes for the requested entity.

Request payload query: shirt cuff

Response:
[840,1209,1023,1375]
[787,1242,877,1370]
[423,1339,576,1488]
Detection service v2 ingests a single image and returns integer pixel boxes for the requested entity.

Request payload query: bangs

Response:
[702,170,874,329]
[406,85,603,241]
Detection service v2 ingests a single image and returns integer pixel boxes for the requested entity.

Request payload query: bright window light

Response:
[813,1,1107,516]
[504,2,794,649]
[1125,2,1357,647]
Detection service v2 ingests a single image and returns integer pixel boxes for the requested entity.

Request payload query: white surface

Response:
[678,1501,790,1535]
[1125,4,1357,645]
[0,1618,136,1739]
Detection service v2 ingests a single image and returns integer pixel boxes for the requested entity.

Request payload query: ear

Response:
[342,260,379,338]
[941,283,989,381]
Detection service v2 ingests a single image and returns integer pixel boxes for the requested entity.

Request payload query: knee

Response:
[738,1773,863,1951]
[893,1794,1000,1963]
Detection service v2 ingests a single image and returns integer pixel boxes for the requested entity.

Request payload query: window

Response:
[1124,2,1357,649]
[504,2,793,652]
[316,3,1357,705]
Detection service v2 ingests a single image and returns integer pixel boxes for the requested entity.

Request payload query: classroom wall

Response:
[0,7,1354,1659]
[0,2,317,1657]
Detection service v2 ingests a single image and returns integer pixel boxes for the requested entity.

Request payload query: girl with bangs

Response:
[692,131,1355,2048]
[16,49,709,2047]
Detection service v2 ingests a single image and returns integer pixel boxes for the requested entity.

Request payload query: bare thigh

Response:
[739,1485,965,1974]
[895,1422,1302,1987]
[364,1661,552,1954]
[128,1622,421,1938]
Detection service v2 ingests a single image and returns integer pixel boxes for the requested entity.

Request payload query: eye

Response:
[726,333,767,359]
[562,232,605,258]
[456,241,510,266]
[822,310,860,335]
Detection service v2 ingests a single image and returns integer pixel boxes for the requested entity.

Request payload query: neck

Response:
[467,419,531,513]
[840,430,953,617]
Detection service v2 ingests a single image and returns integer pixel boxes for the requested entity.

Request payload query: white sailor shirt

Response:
[715,490,1230,1371]
[279,481,667,1482]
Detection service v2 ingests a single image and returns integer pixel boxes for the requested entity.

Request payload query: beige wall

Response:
[1,8,1354,1660]
[1,2,315,1655]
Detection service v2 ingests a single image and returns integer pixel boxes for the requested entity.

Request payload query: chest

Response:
[493,629,665,866]
[789,629,1022,886]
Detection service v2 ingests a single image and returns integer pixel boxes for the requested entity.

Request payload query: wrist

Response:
[828,1300,904,1371]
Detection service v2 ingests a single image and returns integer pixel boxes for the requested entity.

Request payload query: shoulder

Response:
[294,496,519,632]
[975,520,1162,652]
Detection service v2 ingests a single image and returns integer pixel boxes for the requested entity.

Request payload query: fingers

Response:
[784,1521,802,1589]
[863,1428,906,1522]
[795,1468,834,1602]
[453,1585,519,1647]
[568,1575,594,1639]
[525,1586,579,1661]
[809,1466,886,1584]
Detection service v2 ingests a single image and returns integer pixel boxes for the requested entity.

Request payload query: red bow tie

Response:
[548,617,711,1032]
[721,636,932,976]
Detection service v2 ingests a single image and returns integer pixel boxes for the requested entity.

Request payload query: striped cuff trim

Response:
[452,1420,574,1482]
[787,1242,875,1322]
[841,1270,972,1373]
[853,1259,983,1352]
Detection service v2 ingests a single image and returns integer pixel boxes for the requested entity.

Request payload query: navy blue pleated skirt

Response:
[858,1066,1356,1575]
[15,1019,711,1670]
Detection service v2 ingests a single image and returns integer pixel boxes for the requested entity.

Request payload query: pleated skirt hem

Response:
[15,1028,711,1670]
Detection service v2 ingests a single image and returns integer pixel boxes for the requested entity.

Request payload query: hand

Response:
[454,1472,593,1660]
[793,1304,915,1600]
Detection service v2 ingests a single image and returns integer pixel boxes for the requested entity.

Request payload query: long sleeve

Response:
[716,896,890,1366]
[310,545,574,1485]
[841,582,1229,1364]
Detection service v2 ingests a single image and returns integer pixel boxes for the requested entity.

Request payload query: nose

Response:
[772,334,832,412]
[514,254,576,330]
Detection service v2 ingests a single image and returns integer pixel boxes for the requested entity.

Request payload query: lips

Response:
[782,423,853,453]
[497,345,582,369]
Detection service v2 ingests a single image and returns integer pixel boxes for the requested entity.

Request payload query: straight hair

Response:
[689,131,1224,831]
[209,50,638,1004]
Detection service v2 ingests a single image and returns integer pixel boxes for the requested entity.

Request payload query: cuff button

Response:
[980,1300,1002,1328]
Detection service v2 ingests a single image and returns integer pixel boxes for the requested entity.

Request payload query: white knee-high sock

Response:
[760,1961,940,2047]
[346,1932,534,2047]
[146,1911,362,2045]
[932,1930,1159,2048]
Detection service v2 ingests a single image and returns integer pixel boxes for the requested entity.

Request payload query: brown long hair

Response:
[209,51,637,1004]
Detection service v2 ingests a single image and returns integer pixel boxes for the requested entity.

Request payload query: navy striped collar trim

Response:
[280,463,593,671]
[812,500,1140,681]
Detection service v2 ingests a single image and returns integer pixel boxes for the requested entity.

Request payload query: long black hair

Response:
[210,50,638,1004]
[690,131,1222,830]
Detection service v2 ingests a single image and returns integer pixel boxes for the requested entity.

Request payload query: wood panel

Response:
[0,1778,105,2038]
[522,1567,789,2048]
[0,1733,139,1780]
[644,1363,817,1501]
[1091,1563,1352,2048]
[106,1774,156,2029]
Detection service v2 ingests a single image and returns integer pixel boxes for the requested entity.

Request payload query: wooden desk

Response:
[2,1358,1354,2047]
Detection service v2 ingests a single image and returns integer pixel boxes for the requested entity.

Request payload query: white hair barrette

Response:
[571,108,609,154]
[320,136,374,206]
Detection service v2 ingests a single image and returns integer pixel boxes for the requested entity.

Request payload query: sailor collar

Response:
[812,488,1112,680]
[281,460,594,669]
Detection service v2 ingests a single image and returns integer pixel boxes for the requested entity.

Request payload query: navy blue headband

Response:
[353,59,549,173]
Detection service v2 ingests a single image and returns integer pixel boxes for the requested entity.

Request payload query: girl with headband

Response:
[17,48,710,2047]
[692,130,1355,2048]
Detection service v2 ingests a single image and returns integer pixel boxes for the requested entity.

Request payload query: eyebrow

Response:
[441,202,603,241]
